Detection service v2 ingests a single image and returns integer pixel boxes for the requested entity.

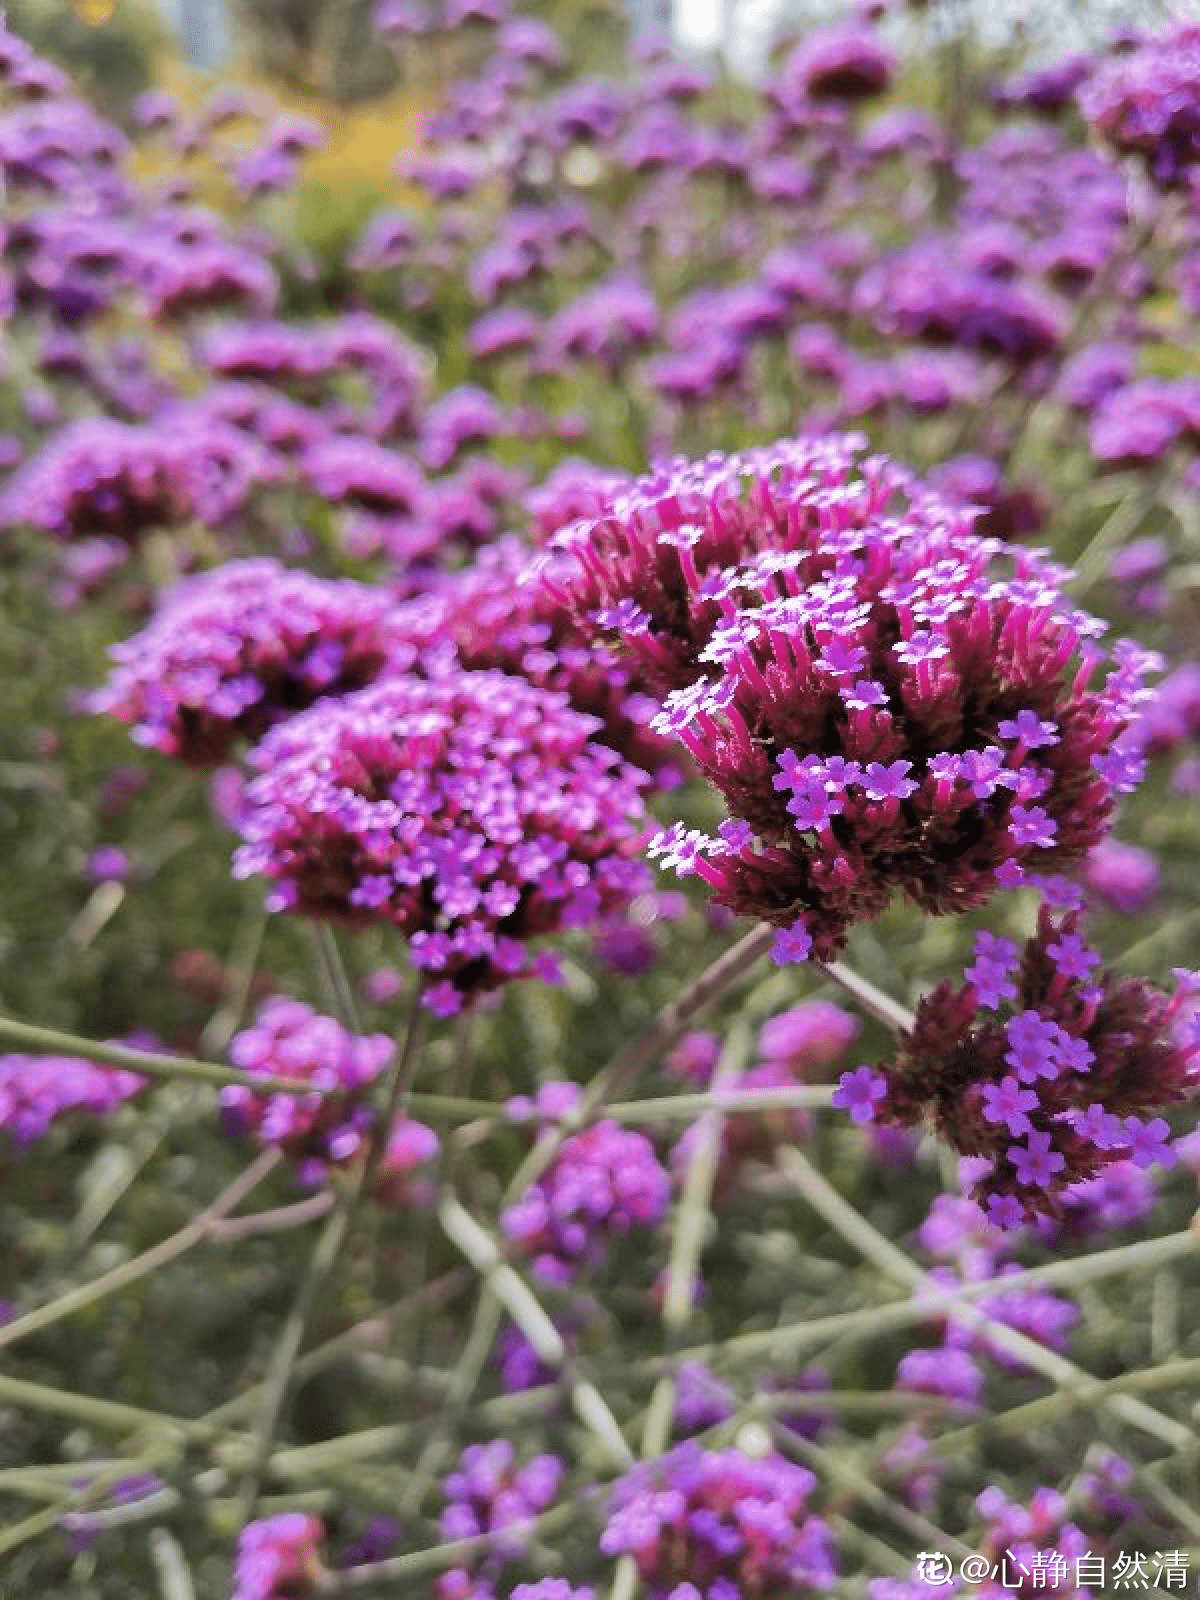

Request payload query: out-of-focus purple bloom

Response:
[93,559,405,767]
[441,1440,561,1559]
[502,1120,668,1282]
[1079,25,1200,188]
[1083,838,1160,913]
[232,1512,324,1600]
[602,1441,838,1593]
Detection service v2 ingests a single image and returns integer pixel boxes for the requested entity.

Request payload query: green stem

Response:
[0,1149,281,1352]
[642,1019,753,1462]
[775,1146,1195,1453]
[234,985,427,1522]
[815,960,915,1034]
[609,1084,836,1123]
[149,1528,197,1600]
[439,1193,633,1469]
[312,1502,577,1591]
[309,923,364,1036]
[0,1014,321,1095]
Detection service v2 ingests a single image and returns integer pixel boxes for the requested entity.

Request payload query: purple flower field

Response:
[3,3,1200,1596]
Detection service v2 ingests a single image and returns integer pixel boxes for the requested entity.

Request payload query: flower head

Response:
[601,1441,838,1594]
[232,671,650,1011]
[93,560,406,767]
[865,903,1200,1222]
[545,435,1149,958]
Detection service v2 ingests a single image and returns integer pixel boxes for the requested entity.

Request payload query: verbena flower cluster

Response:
[0,1047,146,1146]
[546,436,1155,960]
[501,1120,670,1282]
[231,670,651,1014]
[441,1440,564,1558]
[601,1441,839,1595]
[221,998,394,1182]
[92,559,407,766]
[838,905,1200,1224]
[1078,24,1200,189]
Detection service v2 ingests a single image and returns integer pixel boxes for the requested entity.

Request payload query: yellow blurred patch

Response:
[70,0,117,22]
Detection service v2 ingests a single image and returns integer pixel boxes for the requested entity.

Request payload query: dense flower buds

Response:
[547,435,1154,958]
[220,999,392,1176]
[231,671,650,1013]
[441,1440,563,1558]
[93,560,406,767]
[0,1049,145,1146]
[846,905,1200,1225]
[0,416,271,541]
[232,1513,324,1600]
[601,1442,839,1594]
[1079,25,1200,189]
[501,1120,670,1281]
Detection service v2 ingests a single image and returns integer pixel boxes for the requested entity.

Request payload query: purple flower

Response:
[981,1076,1039,1137]
[1083,839,1160,914]
[545,435,1147,961]
[1079,25,1200,189]
[866,905,1200,1222]
[232,1513,324,1600]
[441,1441,562,1560]
[1,1045,147,1148]
[759,1002,859,1071]
[1123,1115,1175,1169]
[772,921,814,965]
[602,1442,837,1593]
[232,671,650,1009]
[862,760,918,802]
[833,1066,888,1125]
[1010,1131,1067,1188]
[92,560,405,768]
[501,1120,669,1281]
[895,1345,984,1408]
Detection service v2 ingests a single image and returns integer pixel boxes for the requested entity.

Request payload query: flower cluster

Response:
[392,536,678,778]
[441,1440,564,1559]
[219,998,395,1184]
[231,670,651,1014]
[0,415,271,541]
[549,435,1154,958]
[232,1513,325,1600]
[841,905,1200,1224]
[0,1046,146,1146]
[601,1441,839,1595]
[501,1120,670,1282]
[93,560,407,767]
[1078,25,1200,189]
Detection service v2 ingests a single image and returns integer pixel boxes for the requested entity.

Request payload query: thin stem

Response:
[777,1427,972,1561]
[609,1084,836,1123]
[235,985,427,1522]
[309,923,364,1036]
[0,1149,281,1352]
[642,1019,753,1462]
[662,1223,1199,1372]
[505,924,773,1207]
[312,1502,577,1591]
[149,1528,197,1600]
[0,1372,191,1437]
[439,1193,633,1469]
[207,1191,335,1242]
[199,901,269,1058]
[0,1014,322,1095]
[775,1146,1195,1453]
[815,960,915,1034]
